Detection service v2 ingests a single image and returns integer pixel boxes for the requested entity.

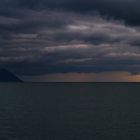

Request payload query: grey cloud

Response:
[12,0,140,25]
[1,10,140,75]
[1,0,140,25]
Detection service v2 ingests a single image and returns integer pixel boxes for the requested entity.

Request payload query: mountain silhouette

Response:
[0,69,22,82]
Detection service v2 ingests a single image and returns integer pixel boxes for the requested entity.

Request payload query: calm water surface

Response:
[0,83,140,140]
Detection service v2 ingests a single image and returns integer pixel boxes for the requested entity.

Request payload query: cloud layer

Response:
[0,0,140,80]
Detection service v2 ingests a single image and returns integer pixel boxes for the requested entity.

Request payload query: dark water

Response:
[0,83,140,140]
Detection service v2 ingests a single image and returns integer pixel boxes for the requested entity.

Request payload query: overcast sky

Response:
[1,0,140,81]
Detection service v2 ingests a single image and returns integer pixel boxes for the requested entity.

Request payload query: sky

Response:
[1,0,140,81]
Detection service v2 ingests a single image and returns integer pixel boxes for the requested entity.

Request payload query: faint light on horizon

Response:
[20,71,140,82]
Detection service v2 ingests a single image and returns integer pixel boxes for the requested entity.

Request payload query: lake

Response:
[0,83,140,140]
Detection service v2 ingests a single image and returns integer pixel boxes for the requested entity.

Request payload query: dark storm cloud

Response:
[0,9,140,75]
[1,0,140,25]
[13,0,140,25]
[1,0,140,76]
